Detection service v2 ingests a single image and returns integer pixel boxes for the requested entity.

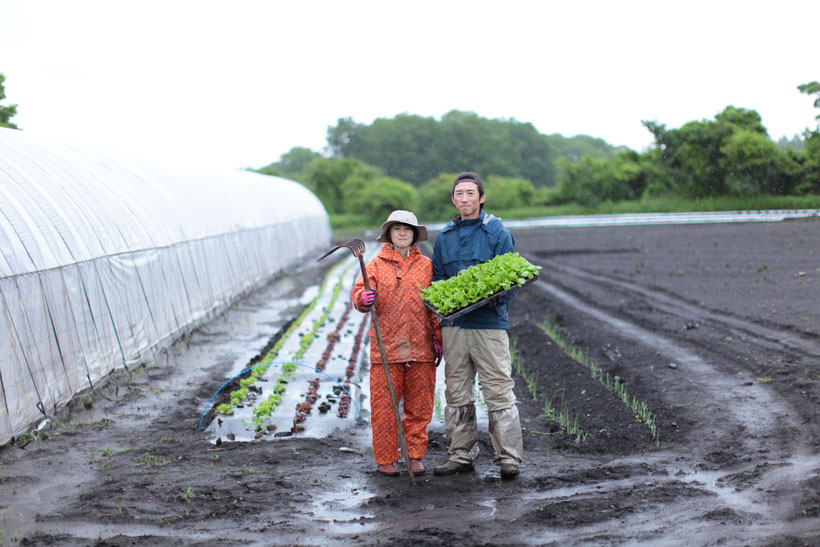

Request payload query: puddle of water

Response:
[300,285,319,305]
[529,449,820,534]
[310,487,377,535]
[0,453,96,538]
[502,210,820,229]
[15,520,273,544]
[683,451,820,518]
[476,498,497,518]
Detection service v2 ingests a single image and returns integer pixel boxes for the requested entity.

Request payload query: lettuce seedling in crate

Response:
[422,252,540,316]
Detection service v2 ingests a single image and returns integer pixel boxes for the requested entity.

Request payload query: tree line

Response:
[259,83,820,223]
[258,111,619,222]
[7,70,816,223]
[324,110,615,187]
[0,73,19,129]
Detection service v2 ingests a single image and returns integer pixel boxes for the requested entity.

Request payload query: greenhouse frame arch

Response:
[0,128,330,444]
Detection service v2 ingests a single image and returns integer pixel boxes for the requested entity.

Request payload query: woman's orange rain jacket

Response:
[352,244,442,365]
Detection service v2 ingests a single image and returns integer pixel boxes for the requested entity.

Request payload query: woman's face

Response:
[389,223,415,251]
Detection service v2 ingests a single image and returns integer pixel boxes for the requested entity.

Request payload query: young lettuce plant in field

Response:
[252,393,283,429]
[217,261,349,416]
[230,387,250,405]
[421,252,540,316]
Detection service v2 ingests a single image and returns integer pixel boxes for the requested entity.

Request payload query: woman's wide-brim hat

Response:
[377,210,428,243]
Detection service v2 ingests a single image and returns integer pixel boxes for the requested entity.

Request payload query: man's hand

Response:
[434,343,443,366]
[361,290,376,306]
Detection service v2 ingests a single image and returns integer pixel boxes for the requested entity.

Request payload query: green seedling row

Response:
[542,389,586,441]
[292,274,346,362]
[510,340,539,401]
[421,252,540,316]
[539,318,659,446]
[244,272,347,429]
[217,259,350,425]
[511,340,587,441]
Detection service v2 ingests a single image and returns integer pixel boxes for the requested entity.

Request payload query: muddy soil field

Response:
[1,219,819,546]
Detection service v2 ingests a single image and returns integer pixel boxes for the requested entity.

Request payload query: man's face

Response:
[452,181,485,220]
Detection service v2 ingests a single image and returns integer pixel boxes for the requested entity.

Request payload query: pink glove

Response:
[434,344,443,366]
[361,290,376,306]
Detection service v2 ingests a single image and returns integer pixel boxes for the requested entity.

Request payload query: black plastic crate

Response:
[422,275,539,326]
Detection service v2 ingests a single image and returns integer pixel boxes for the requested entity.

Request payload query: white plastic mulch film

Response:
[0,128,331,444]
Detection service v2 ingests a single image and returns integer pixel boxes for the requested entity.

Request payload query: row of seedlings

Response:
[337,308,369,418]
[276,264,350,434]
[539,318,659,445]
[510,340,587,441]
[213,258,350,438]
[293,299,354,427]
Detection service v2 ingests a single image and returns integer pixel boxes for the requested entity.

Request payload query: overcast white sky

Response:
[1,1,818,172]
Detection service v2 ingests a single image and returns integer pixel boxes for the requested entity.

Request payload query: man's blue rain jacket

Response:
[432,211,515,330]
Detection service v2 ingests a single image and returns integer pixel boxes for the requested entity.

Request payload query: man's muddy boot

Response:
[433,460,474,475]
[500,463,519,479]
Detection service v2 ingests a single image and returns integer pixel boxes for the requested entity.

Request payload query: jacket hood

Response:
[441,211,501,235]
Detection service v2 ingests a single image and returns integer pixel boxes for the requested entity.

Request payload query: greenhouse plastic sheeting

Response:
[0,128,330,444]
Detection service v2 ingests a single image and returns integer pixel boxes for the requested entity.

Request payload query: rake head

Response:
[317,239,366,261]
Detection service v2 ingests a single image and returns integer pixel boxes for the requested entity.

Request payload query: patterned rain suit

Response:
[352,243,442,466]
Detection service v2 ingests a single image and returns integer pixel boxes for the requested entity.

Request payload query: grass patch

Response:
[329,213,372,232]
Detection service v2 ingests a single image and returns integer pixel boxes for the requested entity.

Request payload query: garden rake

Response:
[318,239,416,485]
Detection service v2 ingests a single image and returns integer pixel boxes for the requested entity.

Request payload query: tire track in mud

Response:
[538,258,820,359]
[530,265,798,440]
[529,256,820,431]
[515,251,820,543]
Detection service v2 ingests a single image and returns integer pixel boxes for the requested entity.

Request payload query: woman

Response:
[352,210,442,476]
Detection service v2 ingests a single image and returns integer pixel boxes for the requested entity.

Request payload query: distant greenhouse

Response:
[0,128,330,445]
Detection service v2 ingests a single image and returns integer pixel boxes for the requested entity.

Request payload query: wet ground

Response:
[1,219,819,545]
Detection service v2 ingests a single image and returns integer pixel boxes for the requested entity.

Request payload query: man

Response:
[431,172,523,479]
